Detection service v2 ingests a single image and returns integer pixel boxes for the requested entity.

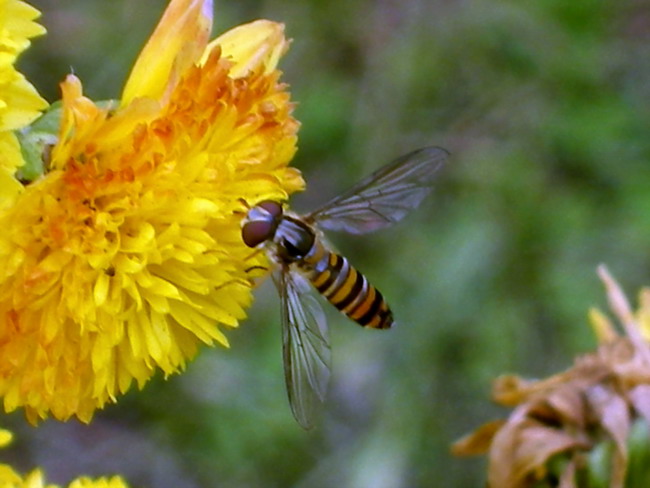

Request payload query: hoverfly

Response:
[241,146,448,429]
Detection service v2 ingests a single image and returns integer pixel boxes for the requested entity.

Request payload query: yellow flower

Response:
[0,470,129,488]
[0,0,48,204]
[0,0,303,422]
[0,428,129,488]
[66,477,129,488]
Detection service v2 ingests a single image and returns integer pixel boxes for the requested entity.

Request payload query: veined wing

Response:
[306,146,449,234]
[275,269,331,429]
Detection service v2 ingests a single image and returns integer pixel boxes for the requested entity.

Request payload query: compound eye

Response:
[242,221,275,247]
[257,200,283,218]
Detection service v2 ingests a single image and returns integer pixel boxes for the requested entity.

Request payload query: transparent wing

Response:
[306,146,449,234]
[274,269,331,429]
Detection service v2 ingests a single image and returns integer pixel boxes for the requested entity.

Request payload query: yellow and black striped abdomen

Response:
[305,251,394,329]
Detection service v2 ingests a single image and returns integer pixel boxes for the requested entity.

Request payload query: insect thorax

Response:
[273,215,318,263]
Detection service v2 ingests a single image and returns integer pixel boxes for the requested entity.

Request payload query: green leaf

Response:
[15,102,63,182]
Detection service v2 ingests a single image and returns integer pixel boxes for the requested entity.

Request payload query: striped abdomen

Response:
[301,247,394,329]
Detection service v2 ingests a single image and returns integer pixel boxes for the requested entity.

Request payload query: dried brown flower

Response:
[453,266,650,488]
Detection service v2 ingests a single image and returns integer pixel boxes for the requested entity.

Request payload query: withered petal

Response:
[546,385,587,428]
[586,385,630,452]
[629,385,650,429]
[492,375,532,406]
[489,419,585,488]
[599,265,636,332]
[492,374,564,407]
[451,420,505,456]
[558,458,577,488]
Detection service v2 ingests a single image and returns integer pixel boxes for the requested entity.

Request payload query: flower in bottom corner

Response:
[452,266,650,488]
[0,428,130,488]
[0,0,304,423]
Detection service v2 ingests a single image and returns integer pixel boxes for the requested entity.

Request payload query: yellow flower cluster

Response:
[0,0,303,423]
[0,0,48,203]
[0,0,307,485]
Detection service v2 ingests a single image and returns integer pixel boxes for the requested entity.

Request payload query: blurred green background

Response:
[5,0,650,486]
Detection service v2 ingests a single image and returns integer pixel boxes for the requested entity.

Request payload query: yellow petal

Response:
[205,20,289,78]
[0,428,13,447]
[0,69,48,130]
[0,0,46,63]
[0,131,24,205]
[588,307,618,343]
[0,169,23,208]
[0,125,23,172]
[121,0,213,105]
